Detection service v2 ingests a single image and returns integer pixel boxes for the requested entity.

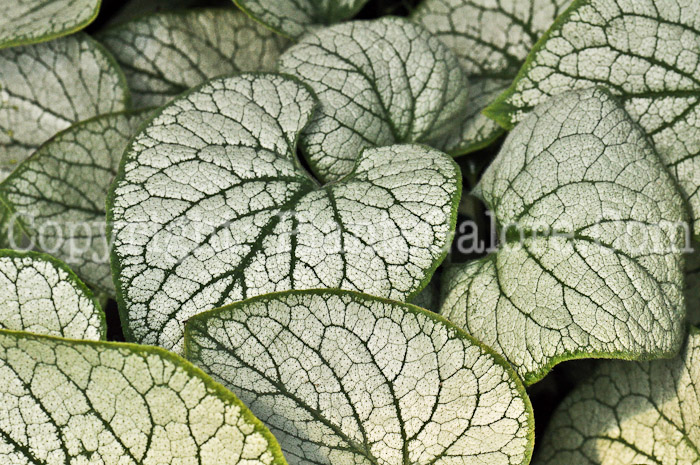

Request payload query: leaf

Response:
[0,0,100,49]
[109,73,461,354]
[0,111,149,295]
[0,329,287,464]
[441,87,688,385]
[0,250,104,340]
[484,0,700,238]
[184,289,534,465]
[412,0,573,155]
[685,244,700,326]
[233,0,371,39]
[536,326,700,464]
[105,0,201,27]
[278,17,469,183]
[99,8,289,108]
[0,33,130,181]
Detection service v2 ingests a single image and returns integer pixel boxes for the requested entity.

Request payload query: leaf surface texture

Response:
[109,73,460,353]
[537,327,700,464]
[0,34,129,180]
[441,88,687,384]
[0,330,286,464]
[185,289,534,465]
[0,250,104,340]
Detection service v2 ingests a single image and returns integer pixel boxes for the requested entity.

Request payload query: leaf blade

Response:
[0,33,130,181]
[0,329,287,464]
[109,73,460,353]
[0,250,104,340]
[185,289,534,465]
[278,17,470,183]
[484,0,700,237]
[441,87,688,384]
[0,111,150,294]
[99,8,289,108]
[537,326,700,464]
[0,0,100,49]
[411,0,573,155]
[233,0,371,39]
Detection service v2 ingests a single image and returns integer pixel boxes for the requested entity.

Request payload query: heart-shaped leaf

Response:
[185,289,534,465]
[233,0,370,39]
[0,33,130,181]
[0,329,287,464]
[537,326,700,464]
[99,8,289,108]
[0,250,104,340]
[485,0,700,238]
[0,111,149,294]
[411,0,573,155]
[0,0,100,49]
[278,17,469,183]
[109,73,461,354]
[441,87,687,384]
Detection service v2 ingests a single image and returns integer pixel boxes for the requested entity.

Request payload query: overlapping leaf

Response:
[0,250,104,340]
[0,33,130,181]
[0,329,286,464]
[234,0,370,39]
[485,0,700,238]
[537,326,700,464]
[412,0,573,155]
[441,88,687,384]
[278,17,469,183]
[185,289,534,465]
[0,0,100,49]
[109,73,460,354]
[0,111,149,294]
[100,8,289,108]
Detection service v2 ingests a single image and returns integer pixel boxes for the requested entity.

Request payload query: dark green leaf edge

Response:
[0,0,102,50]
[442,253,685,387]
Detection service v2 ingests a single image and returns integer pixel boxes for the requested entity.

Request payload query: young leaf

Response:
[233,0,370,39]
[0,111,149,295]
[0,329,287,464]
[537,326,700,464]
[441,87,688,385]
[0,0,100,49]
[185,289,534,465]
[0,250,104,340]
[412,0,573,155]
[278,17,469,183]
[109,73,461,354]
[99,8,289,108]
[0,34,130,181]
[485,0,700,238]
